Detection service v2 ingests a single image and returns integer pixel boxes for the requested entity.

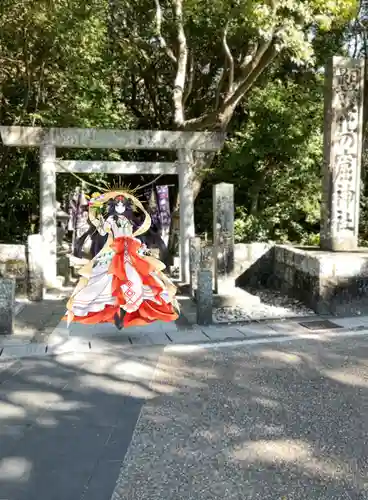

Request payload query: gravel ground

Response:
[111,337,368,500]
[214,286,315,323]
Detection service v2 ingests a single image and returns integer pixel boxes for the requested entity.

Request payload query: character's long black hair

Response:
[73,196,144,259]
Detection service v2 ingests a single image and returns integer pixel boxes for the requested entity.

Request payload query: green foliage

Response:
[197,76,324,243]
[0,0,360,244]
[0,0,136,242]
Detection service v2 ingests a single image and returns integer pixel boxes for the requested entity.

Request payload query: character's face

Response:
[115,201,126,214]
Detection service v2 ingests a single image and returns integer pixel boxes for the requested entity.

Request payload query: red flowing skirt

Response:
[67,236,178,328]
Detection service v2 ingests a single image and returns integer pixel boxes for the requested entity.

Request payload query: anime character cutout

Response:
[66,190,179,330]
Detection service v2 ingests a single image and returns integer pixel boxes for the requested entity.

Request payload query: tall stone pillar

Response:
[27,234,44,301]
[189,236,201,299]
[178,149,195,283]
[40,144,57,287]
[213,183,234,292]
[320,57,365,251]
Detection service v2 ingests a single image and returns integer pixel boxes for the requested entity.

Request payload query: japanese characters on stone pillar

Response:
[189,236,201,299]
[213,183,234,291]
[40,144,57,286]
[320,57,365,251]
[196,269,213,325]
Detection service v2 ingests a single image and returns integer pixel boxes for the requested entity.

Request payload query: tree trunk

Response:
[168,151,215,254]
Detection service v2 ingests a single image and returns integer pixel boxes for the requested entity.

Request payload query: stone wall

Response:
[234,243,368,315]
[273,245,368,316]
[272,246,320,310]
[0,244,27,296]
[234,242,274,288]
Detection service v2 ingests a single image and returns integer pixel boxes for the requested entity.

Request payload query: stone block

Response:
[0,244,26,262]
[0,244,27,298]
[213,183,234,291]
[284,247,295,266]
[0,278,15,335]
[27,234,44,301]
[269,245,368,315]
[274,246,281,263]
[293,249,304,269]
[319,257,334,277]
[333,256,368,278]
[305,255,319,277]
[200,244,213,271]
[247,242,271,262]
[189,236,201,299]
[196,270,213,325]
[274,261,285,280]
[234,243,247,260]
[286,266,295,286]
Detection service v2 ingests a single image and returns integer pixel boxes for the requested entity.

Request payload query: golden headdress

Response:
[88,188,151,237]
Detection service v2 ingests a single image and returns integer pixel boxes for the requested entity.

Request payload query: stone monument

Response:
[213,183,234,293]
[237,57,368,316]
[196,269,213,325]
[320,56,365,251]
[27,234,44,301]
[0,278,15,334]
[189,236,201,299]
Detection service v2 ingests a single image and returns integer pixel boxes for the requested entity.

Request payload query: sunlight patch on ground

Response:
[257,349,304,365]
[251,396,283,410]
[110,360,155,379]
[0,401,27,419]
[8,390,64,409]
[233,438,312,463]
[231,438,349,481]
[322,368,368,388]
[0,457,32,482]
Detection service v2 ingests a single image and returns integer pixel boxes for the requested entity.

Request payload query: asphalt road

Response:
[1,332,368,500]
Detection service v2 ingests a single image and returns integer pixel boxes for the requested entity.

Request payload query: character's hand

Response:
[139,243,150,256]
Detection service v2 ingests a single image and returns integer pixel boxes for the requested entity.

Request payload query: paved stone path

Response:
[2,313,368,358]
[0,345,162,500]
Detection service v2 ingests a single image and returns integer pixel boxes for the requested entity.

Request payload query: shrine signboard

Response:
[320,57,365,251]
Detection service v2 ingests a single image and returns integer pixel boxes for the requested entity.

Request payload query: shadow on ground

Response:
[112,336,368,500]
[0,346,163,500]
[1,336,368,499]
[14,298,66,338]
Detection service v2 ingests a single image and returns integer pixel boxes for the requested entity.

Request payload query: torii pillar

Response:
[0,126,225,287]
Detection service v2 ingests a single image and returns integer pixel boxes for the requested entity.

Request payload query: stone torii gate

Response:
[0,126,224,287]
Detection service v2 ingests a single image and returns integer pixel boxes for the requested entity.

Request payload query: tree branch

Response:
[143,73,162,126]
[223,43,277,110]
[223,22,234,96]
[172,0,188,128]
[183,51,194,105]
[238,38,272,82]
[183,42,278,131]
[215,68,226,110]
[183,2,279,131]
[154,0,177,63]
[239,41,258,71]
